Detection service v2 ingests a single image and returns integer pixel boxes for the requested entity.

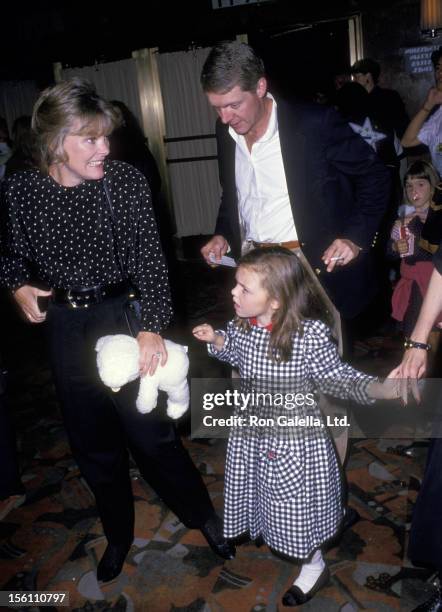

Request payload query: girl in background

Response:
[390,161,442,354]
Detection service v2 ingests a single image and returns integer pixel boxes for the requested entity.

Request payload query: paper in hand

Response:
[209,252,237,267]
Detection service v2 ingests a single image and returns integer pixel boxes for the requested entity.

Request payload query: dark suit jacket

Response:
[368,86,409,140]
[214,98,391,319]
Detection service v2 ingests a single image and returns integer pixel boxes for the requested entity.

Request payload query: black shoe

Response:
[97,541,131,583]
[412,588,442,611]
[282,566,330,606]
[342,507,360,532]
[200,514,236,560]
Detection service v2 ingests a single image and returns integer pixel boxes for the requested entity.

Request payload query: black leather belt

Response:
[52,281,133,309]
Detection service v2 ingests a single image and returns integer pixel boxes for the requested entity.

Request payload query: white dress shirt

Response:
[229,95,297,243]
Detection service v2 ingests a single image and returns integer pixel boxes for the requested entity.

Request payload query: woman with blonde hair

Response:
[0,78,234,583]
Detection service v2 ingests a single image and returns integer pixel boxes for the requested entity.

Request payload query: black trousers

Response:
[46,294,214,546]
[0,388,24,500]
[409,437,442,569]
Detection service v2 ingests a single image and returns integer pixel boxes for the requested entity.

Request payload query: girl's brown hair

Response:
[236,247,333,362]
[404,160,439,204]
[31,78,120,174]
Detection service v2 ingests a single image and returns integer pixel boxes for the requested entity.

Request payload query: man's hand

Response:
[137,332,168,377]
[201,235,229,265]
[13,285,52,323]
[322,238,361,272]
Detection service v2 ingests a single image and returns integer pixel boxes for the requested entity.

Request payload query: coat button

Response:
[315,268,321,275]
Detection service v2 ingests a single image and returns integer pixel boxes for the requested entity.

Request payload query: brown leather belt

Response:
[251,240,300,250]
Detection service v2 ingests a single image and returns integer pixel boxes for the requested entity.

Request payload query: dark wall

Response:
[362,0,437,115]
[251,19,350,102]
[2,0,436,117]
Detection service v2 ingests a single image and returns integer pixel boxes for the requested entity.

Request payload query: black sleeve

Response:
[126,172,173,332]
[0,178,31,289]
[213,120,242,259]
[390,90,409,140]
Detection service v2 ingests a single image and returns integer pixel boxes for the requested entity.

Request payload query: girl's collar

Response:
[250,317,273,331]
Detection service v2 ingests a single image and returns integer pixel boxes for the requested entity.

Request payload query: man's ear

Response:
[256,77,268,98]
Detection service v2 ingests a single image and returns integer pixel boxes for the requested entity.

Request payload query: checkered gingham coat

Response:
[208,319,374,559]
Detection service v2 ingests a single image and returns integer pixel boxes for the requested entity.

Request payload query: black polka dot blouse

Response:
[0,160,172,333]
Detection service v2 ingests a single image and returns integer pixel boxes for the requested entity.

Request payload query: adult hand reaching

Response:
[392,348,428,404]
[367,366,405,401]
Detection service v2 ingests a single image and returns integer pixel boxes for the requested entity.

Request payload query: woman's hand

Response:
[367,367,403,401]
[136,331,168,377]
[393,348,428,404]
[13,285,52,323]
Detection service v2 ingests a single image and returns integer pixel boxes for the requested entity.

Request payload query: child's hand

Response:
[192,323,217,343]
[395,238,409,255]
[367,368,402,401]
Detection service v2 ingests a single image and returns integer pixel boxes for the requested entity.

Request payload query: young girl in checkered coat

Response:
[193,246,399,607]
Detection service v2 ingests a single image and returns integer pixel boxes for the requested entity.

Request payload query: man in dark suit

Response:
[201,42,390,327]
[199,41,390,606]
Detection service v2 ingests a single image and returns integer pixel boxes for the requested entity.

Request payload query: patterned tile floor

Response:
[0,260,439,611]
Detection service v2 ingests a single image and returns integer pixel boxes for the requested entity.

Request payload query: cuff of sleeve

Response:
[140,304,173,334]
[341,234,367,252]
[140,312,163,334]
[208,329,228,356]
[355,376,377,404]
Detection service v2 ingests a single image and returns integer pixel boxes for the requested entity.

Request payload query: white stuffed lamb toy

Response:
[95,334,189,419]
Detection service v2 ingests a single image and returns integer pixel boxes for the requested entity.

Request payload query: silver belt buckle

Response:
[67,289,91,308]
[67,289,78,309]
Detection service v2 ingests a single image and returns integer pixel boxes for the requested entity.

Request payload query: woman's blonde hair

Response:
[31,77,120,174]
[236,247,333,362]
